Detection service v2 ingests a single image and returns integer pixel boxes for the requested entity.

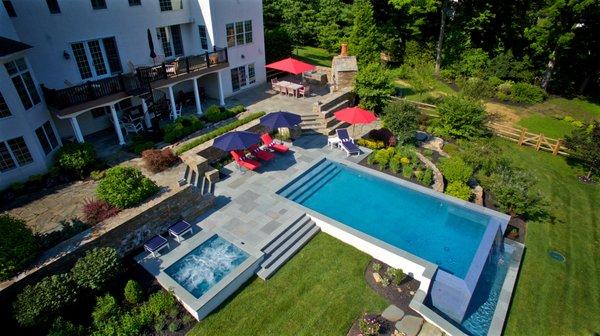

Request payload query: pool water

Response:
[165,235,248,298]
[279,160,490,278]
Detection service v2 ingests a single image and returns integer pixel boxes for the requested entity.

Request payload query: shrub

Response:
[402,165,413,178]
[445,181,472,201]
[372,262,381,272]
[139,290,177,321]
[354,63,395,114]
[92,294,120,326]
[230,104,246,114]
[176,112,266,155]
[38,219,89,250]
[382,100,420,144]
[168,321,181,332]
[386,267,405,285]
[486,167,547,218]
[564,121,600,179]
[359,314,381,336]
[435,96,487,139]
[163,115,204,143]
[357,138,385,150]
[124,279,144,304]
[455,48,490,77]
[439,156,473,183]
[83,199,120,225]
[203,105,232,123]
[0,214,38,280]
[141,149,179,173]
[365,128,397,147]
[507,82,547,104]
[389,155,402,174]
[380,276,390,287]
[71,247,121,291]
[96,167,159,209]
[90,170,106,181]
[14,274,77,327]
[460,77,495,99]
[417,168,434,186]
[48,317,86,336]
[54,142,97,178]
[373,148,395,170]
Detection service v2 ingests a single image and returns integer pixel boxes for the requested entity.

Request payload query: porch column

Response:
[109,104,126,145]
[141,98,152,128]
[69,117,84,143]
[192,77,203,115]
[217,71,225,106]
[167,85,177,119]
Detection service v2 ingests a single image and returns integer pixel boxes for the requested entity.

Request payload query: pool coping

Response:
[135,228,264,320]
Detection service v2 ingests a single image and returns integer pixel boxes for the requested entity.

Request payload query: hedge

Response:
[175,111,266,155]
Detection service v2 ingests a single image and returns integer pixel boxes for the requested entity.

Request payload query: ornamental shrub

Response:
[354,63,395,114]
[460,77,495,99]
[439,156,473,183]
[70,247,121,291]
[364,128,397,147]
[0,214,38,280]
[402,165,413,178]
[203,105,232,123]
[486,167,547,218]
[418,168,434,186]
[96,167,159,209]
[386,267,405,285]
[435,96,487,139]
[382,100,420,144]
[54,142,97,178]
[14,274,77,327]
[359,314,381,336]
[163,115,204,143]
[141,148,179,173]
[445,181,472,201]
[124,279,144,304]
[229,104,246,114]
[83,199,120,225]
[373,148,395,170]
[92,294,120,327]
[506,82,547,104]
[356,138,386,150]
[48,317,86,336]
[389,155,402,174]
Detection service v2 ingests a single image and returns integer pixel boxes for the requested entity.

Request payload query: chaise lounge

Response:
[231,150,261,171]
[168,220,193,243]
[248,144,275,161]
[260,133,289,153]
[144,235,170,257]
[336,129,361,156]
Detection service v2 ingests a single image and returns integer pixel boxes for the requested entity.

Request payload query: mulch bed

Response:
[364,259,420,315]
[346,314,395,336]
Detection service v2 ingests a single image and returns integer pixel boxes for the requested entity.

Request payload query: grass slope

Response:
[188,233,387,336]
[294,46,334,67]
[517,115,577,139]
[499,140,600,335]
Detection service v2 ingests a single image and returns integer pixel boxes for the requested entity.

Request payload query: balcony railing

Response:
[41,48,228,111]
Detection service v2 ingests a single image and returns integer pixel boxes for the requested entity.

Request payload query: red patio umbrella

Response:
[334,107,378,136]
[265,57,316,75]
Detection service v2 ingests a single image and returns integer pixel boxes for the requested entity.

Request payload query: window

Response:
[248,63,256,84]
[198,25,208,50]
[231,66,247,92]
[90,0,106,10]
[71,37,122,80]
[4,58,41,110]
[2,1,16,17]
[35,121,59,155]
[156,25,184,58]
[159,0,182,11]
[128,0,141,5]
[226,20,253,47]
[0,137,33,172]
[46,0,60,13]
[0,91,11,118]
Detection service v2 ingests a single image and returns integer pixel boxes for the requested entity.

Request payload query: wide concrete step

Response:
[257,224,320,280]
[262,215,311,256]
[322,99,351,118]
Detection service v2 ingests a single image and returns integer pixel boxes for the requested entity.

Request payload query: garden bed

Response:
[358,146,435,189]
[364,259,420,315]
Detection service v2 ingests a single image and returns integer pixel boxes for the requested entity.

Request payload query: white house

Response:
[0,0,266,189]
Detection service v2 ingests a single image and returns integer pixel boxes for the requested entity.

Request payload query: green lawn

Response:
[294,46,334,67]
[528,97,600,121]
[188,233,386,336]
[497,139,600,336]
[517,115,578,139]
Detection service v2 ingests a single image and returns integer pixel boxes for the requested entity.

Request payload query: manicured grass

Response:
[544,97,600,119]
[294,46,334,67]
[496,139,600,335]
[188,233,387,335]
[517,115,577,139]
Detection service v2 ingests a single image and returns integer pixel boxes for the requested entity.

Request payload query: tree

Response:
[0,214,38,280]
[382,100,420,144]
[564,121,600,179]
[354,63,395,114]
[264,28,293,63]
[435,95,486,138]
[348,0,382,64]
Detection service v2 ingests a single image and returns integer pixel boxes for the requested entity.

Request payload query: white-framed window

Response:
[226,20,252,48]
[71,37,122,80]
[157,25,184,58]
[231,63,256,92]
[0,136,33,172]
[159,0,182,11]
[198,25,208,50]
[90,0,106,10]
[4,58,41,110]
[35,121,59,155]
[248,63,256,84]
[0,91,11,118]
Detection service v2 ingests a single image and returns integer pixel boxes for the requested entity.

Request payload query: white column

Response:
[167,85,177,119]
[217,71,225,106]
[192,77,202,115]
[69,117,84,143]
[109,104,126,145]
[141,98,152,128]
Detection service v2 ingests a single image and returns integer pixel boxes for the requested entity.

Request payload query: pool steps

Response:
[279,160,342,204]
[257,214,319,280]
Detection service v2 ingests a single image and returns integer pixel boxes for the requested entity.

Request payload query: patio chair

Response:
[231,150,261,171]
[122,120,144,135]
[169,104,182,121]
[144,235,169,257]
[168,220,193,243]
[286,87,295,97]
[298,86,310,98]
[248,144,275,161]
[336,128,361,157]
[260,133,289,153]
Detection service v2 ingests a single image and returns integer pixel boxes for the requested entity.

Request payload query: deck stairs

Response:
[300,90,354,135]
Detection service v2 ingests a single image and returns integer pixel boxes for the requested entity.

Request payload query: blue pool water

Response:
[165,235,248,298]
[279,160,490,278]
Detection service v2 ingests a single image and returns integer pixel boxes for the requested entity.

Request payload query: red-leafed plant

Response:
[83,199,120,225]
[141,149,179,173]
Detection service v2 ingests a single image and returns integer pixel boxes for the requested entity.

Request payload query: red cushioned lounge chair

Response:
[248,144,275,161]
[260,133,289,153]
[231,150,261,171]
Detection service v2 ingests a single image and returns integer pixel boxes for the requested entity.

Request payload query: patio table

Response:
[278,81,304,97]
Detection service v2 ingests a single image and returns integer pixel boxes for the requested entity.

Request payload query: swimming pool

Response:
[165,235,249,299]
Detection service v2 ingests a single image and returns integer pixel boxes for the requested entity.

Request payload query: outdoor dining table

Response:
[276,80,304,97]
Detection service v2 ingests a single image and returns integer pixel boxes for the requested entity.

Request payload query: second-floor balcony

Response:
[41,48,228,114]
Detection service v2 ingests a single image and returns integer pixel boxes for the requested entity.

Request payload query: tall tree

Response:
[348,0,382,64]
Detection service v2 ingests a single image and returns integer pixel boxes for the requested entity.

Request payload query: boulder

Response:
[418,322,443,336]
[373,272,382,283]
[382,305,405,322]
[395,315,424,336]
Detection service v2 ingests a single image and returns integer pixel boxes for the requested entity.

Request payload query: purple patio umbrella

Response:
[259,111,302,130]
[213,131,261,151]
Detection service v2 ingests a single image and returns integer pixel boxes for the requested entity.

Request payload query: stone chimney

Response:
[340,43,348,57]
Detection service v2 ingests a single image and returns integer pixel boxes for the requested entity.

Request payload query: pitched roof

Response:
[0,36,32,57]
